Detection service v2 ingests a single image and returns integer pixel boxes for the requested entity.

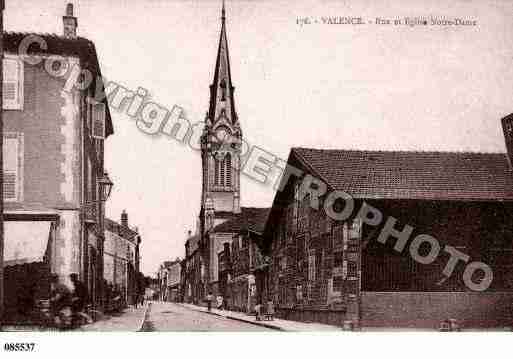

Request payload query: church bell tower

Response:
[200,1,242,234]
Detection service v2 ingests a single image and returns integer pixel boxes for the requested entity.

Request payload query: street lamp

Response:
[97,171,113,312]
[98,172,113,202]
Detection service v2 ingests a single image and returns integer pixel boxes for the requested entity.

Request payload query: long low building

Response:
[262,116,513,329]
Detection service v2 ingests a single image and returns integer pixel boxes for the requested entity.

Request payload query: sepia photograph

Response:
[0,0,513,356]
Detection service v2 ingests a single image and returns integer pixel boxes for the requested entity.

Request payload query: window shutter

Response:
[225,153,232,187]
[308,254,316,281]
[3,135,19,201]
[220,156,225,186]
[215,158,220,185]
[92,103,106,139]
[342,260,348,279]
[3,58,23,110]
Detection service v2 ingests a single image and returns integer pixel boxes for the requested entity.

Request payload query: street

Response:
[140,302,274,332]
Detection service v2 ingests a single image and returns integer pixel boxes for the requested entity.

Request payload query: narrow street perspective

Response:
[2,0,513,343]
[140,302,273,332]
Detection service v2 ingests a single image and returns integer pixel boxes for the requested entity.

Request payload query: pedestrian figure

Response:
[49,274,72,329]
[70,273,93,324]
[133,292,138,309]
[255,302,262,321]
[206,291,213,312]
[265,300,274,321]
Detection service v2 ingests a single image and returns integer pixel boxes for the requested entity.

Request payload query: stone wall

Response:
[361,291,513,329]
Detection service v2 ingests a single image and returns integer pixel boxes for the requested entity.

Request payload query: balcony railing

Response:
[83,202,99,224]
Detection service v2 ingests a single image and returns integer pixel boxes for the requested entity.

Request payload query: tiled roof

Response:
[105,218,139,242]
[212,207,271,234]
[185,234,200,253]
[161,259,181,269]
[4,32,113,137]
[292,147,513,201]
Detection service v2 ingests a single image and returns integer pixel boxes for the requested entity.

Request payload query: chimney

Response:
[63,3,78,38]
[121,210,128,227]
[501,113,513,170]
[223,242,230,255]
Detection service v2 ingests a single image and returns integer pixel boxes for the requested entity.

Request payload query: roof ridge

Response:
[4,31,94,43]
[290,147,513,201]
[241,206,271,210]
[292,146,506,156]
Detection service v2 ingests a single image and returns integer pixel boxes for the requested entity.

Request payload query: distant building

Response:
[104,211,142,307]
[2,4,113,323]
[182,231,202,304]
[213,207,269,312]
[263,140,513,329]
[157,259,182,302]
[177,2,272,307]
[179,259,186,302]
[167,260,182,302]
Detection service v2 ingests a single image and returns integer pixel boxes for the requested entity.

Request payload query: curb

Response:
[225,315,285,331]
[178,303,283,331]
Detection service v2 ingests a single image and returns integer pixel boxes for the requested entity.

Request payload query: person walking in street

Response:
[206,291,213,312]
[70,273,93,324]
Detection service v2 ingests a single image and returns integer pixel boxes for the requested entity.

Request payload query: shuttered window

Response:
[3,133,23,202]
[225,153,231,187]
[215,158,220,185]
[3,57,23,110]
[296,284,303,301]
[308,253,316,281]
[92,103,106,139]
[214,153,232,188]
[333,276,344,292]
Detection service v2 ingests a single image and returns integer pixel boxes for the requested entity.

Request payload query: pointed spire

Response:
[207,0,238,126]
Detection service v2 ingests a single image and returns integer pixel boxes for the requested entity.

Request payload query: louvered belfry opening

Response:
[214,153,232,188]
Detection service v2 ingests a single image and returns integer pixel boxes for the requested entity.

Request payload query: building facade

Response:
[182,232,202,304]
[197,4,242,301]
[157,259,182,302]
[2,4,113,323]
[178,3,272,308]
[214,207,269,312]
[263,143,513,329]
[166,260,182,302]
[104,211,142,307]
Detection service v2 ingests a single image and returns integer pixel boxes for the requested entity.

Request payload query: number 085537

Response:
[4,342,36,352]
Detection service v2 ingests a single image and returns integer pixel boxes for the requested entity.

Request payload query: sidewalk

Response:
[179,303,341,331]
[77,304,149,332]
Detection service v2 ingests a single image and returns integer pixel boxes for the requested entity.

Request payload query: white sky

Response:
[6,0,513,275]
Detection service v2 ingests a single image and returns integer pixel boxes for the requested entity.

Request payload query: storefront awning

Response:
[4,221,53,267]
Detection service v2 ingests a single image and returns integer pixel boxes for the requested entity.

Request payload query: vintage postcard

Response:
[0,0,513,355]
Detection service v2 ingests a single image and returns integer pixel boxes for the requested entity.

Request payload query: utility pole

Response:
[0,0,5,330]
